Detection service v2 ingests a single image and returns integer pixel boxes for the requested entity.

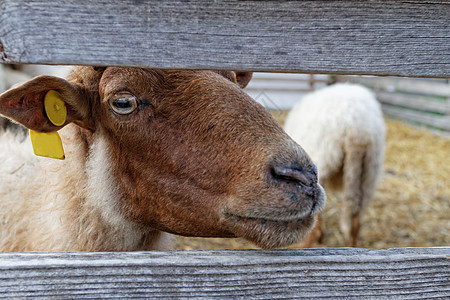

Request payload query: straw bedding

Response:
[174,112,449,250]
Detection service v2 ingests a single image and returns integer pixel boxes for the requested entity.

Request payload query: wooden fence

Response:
[0,0,449,298]
[0,248,448,299]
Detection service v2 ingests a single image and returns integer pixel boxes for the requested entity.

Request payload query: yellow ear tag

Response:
[30,130,65,160]
[44,90,67,126]
[29,90,67,160]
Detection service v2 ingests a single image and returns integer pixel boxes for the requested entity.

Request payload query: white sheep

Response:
[0,66,326,252]
[284,83,385,247]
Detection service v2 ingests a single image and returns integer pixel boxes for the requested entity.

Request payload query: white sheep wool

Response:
[284,83,386,245]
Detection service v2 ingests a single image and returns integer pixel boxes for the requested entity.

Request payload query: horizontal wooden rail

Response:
[0,0,449,77]
[0,248,448,298]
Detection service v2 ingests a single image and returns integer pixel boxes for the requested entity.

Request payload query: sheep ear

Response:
[235,72,253,88]
[0,75,90,132]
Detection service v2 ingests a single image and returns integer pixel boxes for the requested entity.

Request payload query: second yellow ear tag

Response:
[30,130,65,160]
[29,90,67,160]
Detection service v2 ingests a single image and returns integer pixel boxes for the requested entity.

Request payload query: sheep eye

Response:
[108,93,138,115]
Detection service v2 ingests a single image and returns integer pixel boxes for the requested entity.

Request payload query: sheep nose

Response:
[271,164,317,188]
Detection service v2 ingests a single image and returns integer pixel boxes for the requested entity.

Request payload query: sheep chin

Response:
[222,211,318,249]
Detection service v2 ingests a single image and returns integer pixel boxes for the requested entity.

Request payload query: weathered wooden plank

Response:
[0,248,448,299]
[0,1,449,77]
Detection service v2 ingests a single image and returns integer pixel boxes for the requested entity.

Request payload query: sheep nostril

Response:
[271,165,317,187]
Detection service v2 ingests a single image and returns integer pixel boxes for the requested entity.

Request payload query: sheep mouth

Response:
[222,210,317,249]
[222,184,326,228]
[221,185,326,248]
[223,211,313,229]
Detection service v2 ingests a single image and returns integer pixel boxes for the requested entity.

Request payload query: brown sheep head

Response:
[0,67,325,249]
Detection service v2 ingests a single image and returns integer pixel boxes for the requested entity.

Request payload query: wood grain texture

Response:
[0,248,448,299]
[0,0,449,77]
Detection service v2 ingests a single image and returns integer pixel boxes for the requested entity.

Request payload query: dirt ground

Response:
[174,113,449,250]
